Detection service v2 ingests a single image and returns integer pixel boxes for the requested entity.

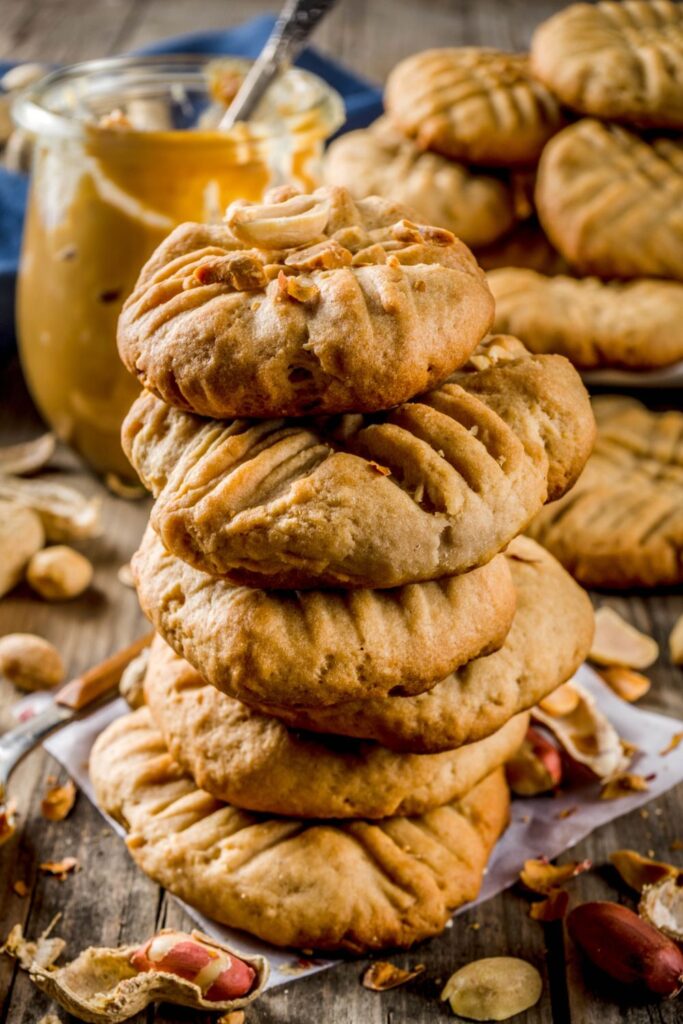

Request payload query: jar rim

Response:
[12,53,345,142]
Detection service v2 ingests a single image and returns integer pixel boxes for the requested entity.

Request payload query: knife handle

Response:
[55,632,153,711]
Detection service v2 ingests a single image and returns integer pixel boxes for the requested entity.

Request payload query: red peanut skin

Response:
[567,902,683,997]
[131,933,256,1000]
[506,727,562,795]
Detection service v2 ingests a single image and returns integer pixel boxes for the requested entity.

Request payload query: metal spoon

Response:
[218,0,338,131]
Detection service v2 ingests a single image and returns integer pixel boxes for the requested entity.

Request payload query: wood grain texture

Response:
[1,2,683,1022]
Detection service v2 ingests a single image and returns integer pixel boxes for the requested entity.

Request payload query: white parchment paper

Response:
[28,664,683,989]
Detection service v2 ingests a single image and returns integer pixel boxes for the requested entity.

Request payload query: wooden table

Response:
[2,2,683,1022]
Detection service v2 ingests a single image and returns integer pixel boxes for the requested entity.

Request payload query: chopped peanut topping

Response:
[186,253,267,292]
[285,239,353,271]
[352,244,387,266]
[275,270,320,305]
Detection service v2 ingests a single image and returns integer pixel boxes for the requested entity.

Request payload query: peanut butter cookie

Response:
[532,1,683,129]
[529,397,683,587]
[123,336,594,589]
[385,48,564,166]
[324,117,517,247]
[249,538,594,753]
[490,269,683,370]
[133,526,515,707]
[144,634,527,819]
[536,119,683,280]
[117,186,494,418]
[91,708,509,952]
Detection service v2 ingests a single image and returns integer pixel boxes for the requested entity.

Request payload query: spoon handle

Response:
[219,0,338,130]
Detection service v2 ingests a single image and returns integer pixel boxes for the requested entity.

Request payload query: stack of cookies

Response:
[91,185,595,952]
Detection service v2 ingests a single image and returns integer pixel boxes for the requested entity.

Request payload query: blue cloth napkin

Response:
[0,15,383,358]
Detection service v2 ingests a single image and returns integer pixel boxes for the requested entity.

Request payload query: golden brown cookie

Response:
[531,1,683,129]
[324,117,517,247]
[117,186,494,419]
[536,119,683,280]
[529,397,683,588]
[474,218,570,276]
[249,537,594,753]
[144,634,527,819]
[91,708,509,952]
[490,269,683,370]
[133,526,515,707]
[123,336,594,589]
[384,48,564,166]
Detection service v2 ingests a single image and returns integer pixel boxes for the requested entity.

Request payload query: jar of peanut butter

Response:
[13,56,344,480]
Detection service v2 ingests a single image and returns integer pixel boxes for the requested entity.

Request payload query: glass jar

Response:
[13,56,344,480]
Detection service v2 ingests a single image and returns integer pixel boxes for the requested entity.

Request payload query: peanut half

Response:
[26,546,93,601]
[441,957,542,1020]
[0,633,65,691]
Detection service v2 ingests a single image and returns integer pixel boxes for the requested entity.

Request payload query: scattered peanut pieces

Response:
[669,614,683,666]
[362,961,425,991]
[600,773,650,800]
[610,849,682,893]
[38,857,79,881]
[590,607,659,669]
[529,889,569,922]
[520,857,592,895]
[598,666,650,703]
[441,957,542,1021]
[538,681,581,717]
[41,780,77,822]
[12,880,29,897]
[661,732,683,757]
[533,683,628,781]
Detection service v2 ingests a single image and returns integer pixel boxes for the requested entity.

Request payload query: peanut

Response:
[505,727,562,796]
[441,957,542,1020]
[226,193,329,249]
[567,901,683,997]
[0,633,65,691]
[131,931,256,1001]
[26,545,93,600]
[0,500,44,598]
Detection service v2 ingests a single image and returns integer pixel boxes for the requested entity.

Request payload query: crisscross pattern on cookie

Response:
[144,635,528,818]
[123,337,594,588]
[91,708,508,951]
[490,269,683,370]
[118,186,493,418]
[532,1,683,128]
[324,118,516,247]
[385,48,563,165]
[530,397,683,587]
[248,538,594,753]
[134,526,515,706]
[536,119,683,280]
